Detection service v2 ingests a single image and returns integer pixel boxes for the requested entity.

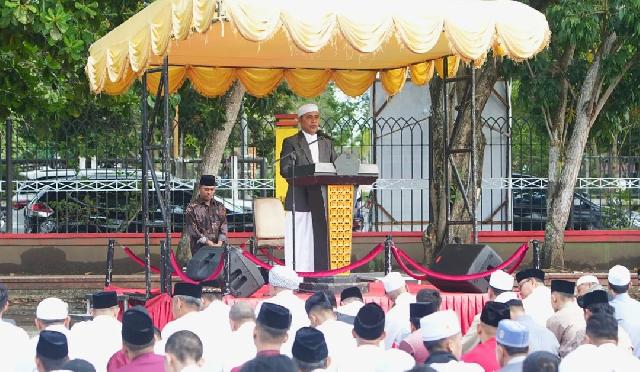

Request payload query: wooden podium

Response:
[290,156,378,272]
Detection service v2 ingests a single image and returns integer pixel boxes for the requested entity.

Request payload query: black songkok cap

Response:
[480,301,510,327]
[410,302,435,319]
[579,290,609,309]
[122,308,154,345]
[305,290,336,314]
[515,268,545,283]
[257,302,292,330]
[92,291,118,309]
[340,286,363,303]
[551,280,575,295]
[36,330,68,360]
[505,299,524,308]
[292,327,329,363]
[62,359,97,372]
[199,175,216,186]
[354,302,385,340]
[173,282,203,299]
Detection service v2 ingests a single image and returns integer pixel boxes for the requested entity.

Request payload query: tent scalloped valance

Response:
[87,0,550,97]
[143,61,457,98]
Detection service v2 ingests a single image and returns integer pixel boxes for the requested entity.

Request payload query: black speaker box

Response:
[427,244,503,293]
[186,247,223,281]
[227,247,265,298]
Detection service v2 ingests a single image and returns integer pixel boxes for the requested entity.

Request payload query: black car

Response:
[24,188,253,233]
[512,174,603,230]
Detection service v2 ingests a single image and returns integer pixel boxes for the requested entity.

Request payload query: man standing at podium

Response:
[280,103,337,272]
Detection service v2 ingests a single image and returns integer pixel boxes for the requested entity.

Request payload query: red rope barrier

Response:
[122,247,161,273]
[242,243,385,278]
[258,247,285,266]
[392,242,529,281]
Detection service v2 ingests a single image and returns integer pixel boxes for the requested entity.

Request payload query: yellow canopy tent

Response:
[86,0,550,98]
[86,0,551,293]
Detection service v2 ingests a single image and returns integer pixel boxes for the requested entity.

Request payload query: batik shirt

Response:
[185,197,227,254]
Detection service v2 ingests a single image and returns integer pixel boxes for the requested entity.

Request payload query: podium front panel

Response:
[327,185,354,272]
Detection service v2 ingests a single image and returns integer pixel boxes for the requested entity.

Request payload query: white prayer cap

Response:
[608,265,631,286]
[494,291,519,303]
[269,265,302,290]
[380,272,405,293]
[297,103,319,117]
[489,270,515,291]
[576,275,599,287]
[420,310,461,341]
[36,297,69,320]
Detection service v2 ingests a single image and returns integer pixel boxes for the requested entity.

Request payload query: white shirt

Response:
[302,130,319,163]
[199,300,232,335]
[336,344,415,372]
[560,343,640,372]
[384,292,416,349]
[522,285,554,327]
[256,290,310,355]
[70,315,122,372]
[336,301,364,318]
[158,311,227,370]
[0,320,30,372]
[317,319,357,366]
[610,293,640,348]
[222,321,256,372]
[430,360,485,372]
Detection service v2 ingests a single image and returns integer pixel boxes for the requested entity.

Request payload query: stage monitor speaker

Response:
[227,247,265,298]
[427,244,503,293]
[186,247,223,281]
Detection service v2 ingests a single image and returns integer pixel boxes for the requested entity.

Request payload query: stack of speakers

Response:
[186,246,265,297]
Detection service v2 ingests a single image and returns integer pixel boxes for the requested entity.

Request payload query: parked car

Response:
[512,173,640,230]
[24,188,254,234]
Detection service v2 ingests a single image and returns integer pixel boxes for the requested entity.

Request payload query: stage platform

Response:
[137,281,488,334]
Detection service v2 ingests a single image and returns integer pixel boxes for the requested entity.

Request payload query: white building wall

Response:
[371,80,510,231]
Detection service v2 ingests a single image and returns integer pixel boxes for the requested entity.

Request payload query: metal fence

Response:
[1,115,638,234]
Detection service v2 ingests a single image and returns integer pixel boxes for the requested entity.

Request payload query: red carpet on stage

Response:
[140,282,488,333]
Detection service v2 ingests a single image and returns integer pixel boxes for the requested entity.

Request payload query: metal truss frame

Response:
[442,59,478,243]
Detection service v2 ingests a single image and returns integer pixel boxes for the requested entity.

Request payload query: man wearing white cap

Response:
[255,265,309,355]
[18,297,74,372]
[380,272,416,349]
[279,103,337,272]
[422,310,483,371]
[607,264,640,351]
[495,319,529,372]
[462,269,516,353]
[575,274,600,297]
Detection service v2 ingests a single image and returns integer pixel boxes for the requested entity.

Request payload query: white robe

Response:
[523,285,554,327]
[0,320,30,372]
[70,315,122,372]
[336,344,415,372]
[285,211,315,272]
[384,292,416,349]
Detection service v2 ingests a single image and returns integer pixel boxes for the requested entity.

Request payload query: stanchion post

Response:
[165,243,172,294]
[160,240,166,293]
[384,235,393,275]
[105,239,115,287]
[223,243,231,295]
[532,240,541,270]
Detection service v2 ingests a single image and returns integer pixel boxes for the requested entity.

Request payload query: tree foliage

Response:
[0,1,145,122]
[513,0,640,267]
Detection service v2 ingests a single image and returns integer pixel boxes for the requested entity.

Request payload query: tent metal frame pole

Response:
[443,60,478,245]
[141,56,172,298]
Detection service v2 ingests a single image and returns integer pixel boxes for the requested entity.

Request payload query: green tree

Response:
[0,1,145,123]
[515,0,640,268]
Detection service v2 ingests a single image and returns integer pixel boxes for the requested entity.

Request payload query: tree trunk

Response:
[542,33,618,269]
[175,81,247,262]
